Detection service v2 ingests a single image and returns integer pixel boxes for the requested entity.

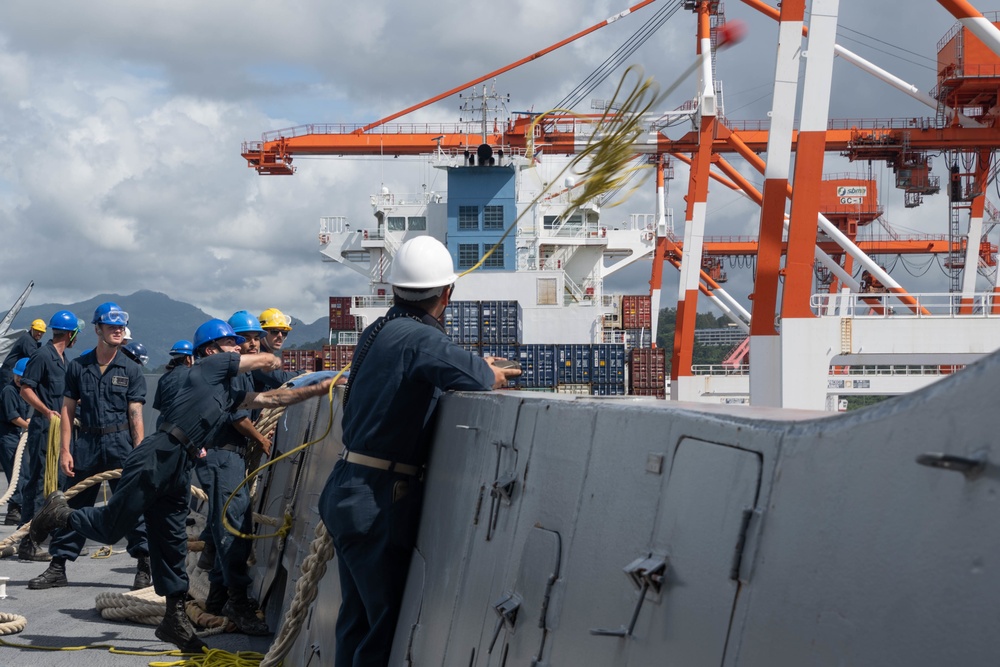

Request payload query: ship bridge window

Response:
[387,216,406,231]
[407,216,426,230]
[537,278,557,305]
[459,205,479,230]
[543,213,583,230]
[458,243,479,268]
[484,205,504,230]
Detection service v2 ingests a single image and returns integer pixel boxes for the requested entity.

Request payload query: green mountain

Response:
[7,290,331,370]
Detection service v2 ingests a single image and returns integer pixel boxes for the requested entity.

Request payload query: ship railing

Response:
[692,364,749,375]
[563,272,586,304]
[261,122,511,143]
[330,330,360,346]
[542,223,604,239]
[811,292,1000,318]
[692,363,963,377]
[319,216,349,245]
[370,192,441,208]
[828,364,966,376]
[353,295,394,309]
[726,117,942,132]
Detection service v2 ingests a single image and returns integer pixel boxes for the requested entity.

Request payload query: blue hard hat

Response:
[169,340,194,357]
[92,302,128,326]
[12,357,28,377]
[227,310,266,335]
[122,341,149,366]
[193,319,245,354]
[49,310,79,332]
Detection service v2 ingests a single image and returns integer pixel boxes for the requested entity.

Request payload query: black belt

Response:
[159,421,205,460]
[78,422,129,436]
[215,443,246,455]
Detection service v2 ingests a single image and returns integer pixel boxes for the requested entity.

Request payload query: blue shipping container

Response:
[518,344,557,388]
[591,344,627,384]
[556,344,592,384]
[624,328,651,350]
[482,344,519,388]
[480,300,520,344]
[444,301,480,344]
[592,383,627,396]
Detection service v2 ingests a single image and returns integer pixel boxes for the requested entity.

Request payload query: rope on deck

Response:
[0,613,27,636]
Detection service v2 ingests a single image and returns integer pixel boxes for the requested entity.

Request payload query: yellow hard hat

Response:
[30,319,46,333]
[258,308,292,331]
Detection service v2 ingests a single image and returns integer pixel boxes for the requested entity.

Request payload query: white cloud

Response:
[0,0,988,324]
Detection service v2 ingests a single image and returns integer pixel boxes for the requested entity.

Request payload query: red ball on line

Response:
[717,20,748,48]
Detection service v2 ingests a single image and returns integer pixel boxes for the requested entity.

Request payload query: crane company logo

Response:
[837,185,867,205]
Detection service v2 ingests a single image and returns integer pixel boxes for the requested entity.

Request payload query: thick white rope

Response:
[0,431,27,506]
[0,612,28,636]
[259,522,335,667]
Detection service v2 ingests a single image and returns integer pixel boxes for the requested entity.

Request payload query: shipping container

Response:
[444,301,480,344]
[480,300,521,344]
[321,344,355,371]
[592,383,627,396]
[328,296,355,331]
[555,383,591,396]
[517,344,557,389]
[281,349,320,373]
[631,385,667,399]
[629,348,667,393]
[621,295,652,330]
[624,328,652,350]
[556,344,592,384]
[591,344,626,384]
[482,343,520,388]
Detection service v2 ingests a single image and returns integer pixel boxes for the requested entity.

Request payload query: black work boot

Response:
[28,557,68,589]
[29,491,72,544]
[222,588,270,636]
[132,555,152,590]
[17,536,51,562]
[4,502,20,526]
[154,595,207,654]
[205,581,229,615]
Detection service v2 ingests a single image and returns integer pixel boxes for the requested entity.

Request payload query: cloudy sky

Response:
[0,0,987,324]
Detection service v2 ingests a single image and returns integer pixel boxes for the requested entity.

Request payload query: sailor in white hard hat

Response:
[318,235,520,667]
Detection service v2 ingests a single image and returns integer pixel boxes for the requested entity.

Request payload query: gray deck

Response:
[0,491,273,666]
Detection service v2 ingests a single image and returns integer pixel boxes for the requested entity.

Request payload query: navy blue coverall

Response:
[0,331,40,387]
[66,352,245,598]
[318,305,495,667]
[152,364,185,430]
[0,381,29,509]
[48,350,148,561]
[194,370,257,592]
[19,341,67,522]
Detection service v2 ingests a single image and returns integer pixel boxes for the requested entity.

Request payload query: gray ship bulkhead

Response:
[253,351,1000,666]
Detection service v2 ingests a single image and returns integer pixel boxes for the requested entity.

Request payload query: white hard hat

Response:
[388,237,458,291]
[123,327,132,342]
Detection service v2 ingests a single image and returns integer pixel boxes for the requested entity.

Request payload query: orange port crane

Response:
[242,0,1000,405]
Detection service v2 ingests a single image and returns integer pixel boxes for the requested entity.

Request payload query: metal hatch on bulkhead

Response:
[551,437,761,666]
